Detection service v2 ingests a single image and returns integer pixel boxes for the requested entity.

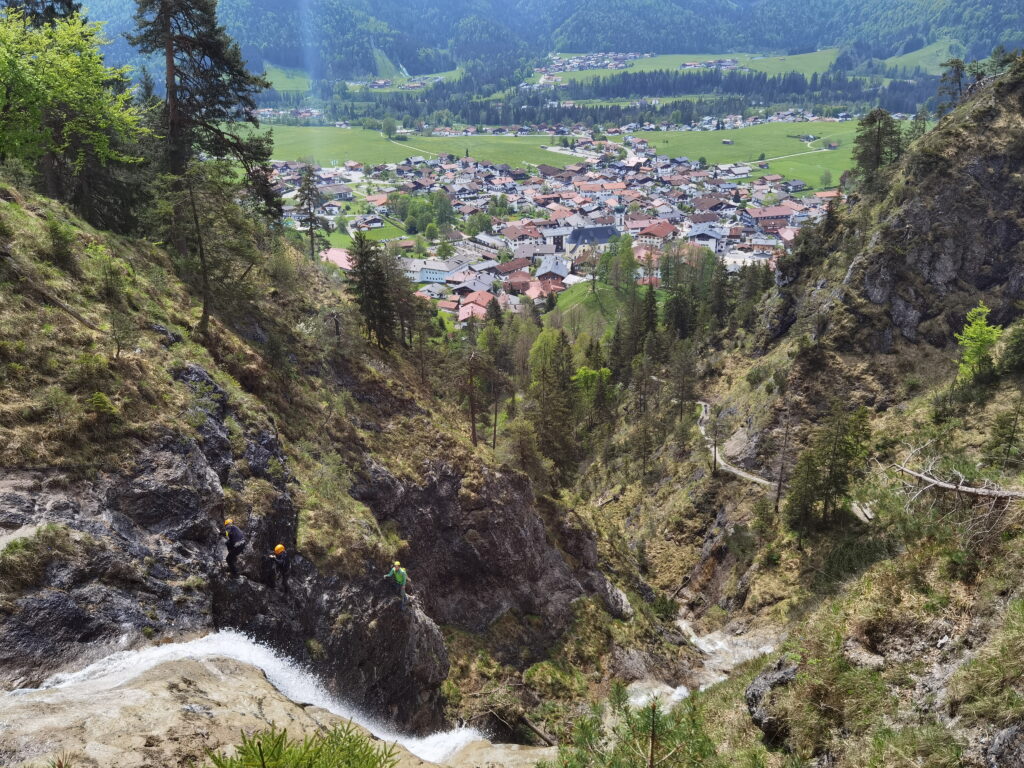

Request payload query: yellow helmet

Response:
[224,519,233,526]
[274,544,286,554]
[393,560,401,567]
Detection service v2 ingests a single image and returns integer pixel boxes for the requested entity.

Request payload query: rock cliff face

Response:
[0,357,608,734]
[353,461,590,655]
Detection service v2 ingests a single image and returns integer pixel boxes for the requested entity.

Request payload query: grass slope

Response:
[884,38,965,75]
[263,62,311,93]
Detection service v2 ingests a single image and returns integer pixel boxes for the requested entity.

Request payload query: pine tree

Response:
[348,232,396,348]
[905,106,930,144]
[129,0,275,220]
[484,297,503,327]
[955,301,1002,381]
[783,404,871,535]
[938,58,967,113]
[528,328,576,476]
[295,167,326,262]
[540,684,717,768]
[851,108,903,194]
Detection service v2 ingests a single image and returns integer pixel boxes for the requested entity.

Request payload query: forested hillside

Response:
[79,0,1024,79]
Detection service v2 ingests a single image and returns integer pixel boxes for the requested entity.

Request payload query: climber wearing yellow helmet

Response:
[383,560,410,609]
[223,519,246,577]
[269,543,291,594]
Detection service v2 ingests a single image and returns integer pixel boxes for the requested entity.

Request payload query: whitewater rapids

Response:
[11,630,482,763]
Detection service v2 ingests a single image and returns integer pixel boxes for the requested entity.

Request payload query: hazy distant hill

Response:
[83,0,1024,79]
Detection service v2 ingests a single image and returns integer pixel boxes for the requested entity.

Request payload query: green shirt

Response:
[387,566,408,585]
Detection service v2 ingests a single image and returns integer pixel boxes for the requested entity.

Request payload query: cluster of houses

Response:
[534,52,653,79]
[678,58,751,72]
[270,142,843,327]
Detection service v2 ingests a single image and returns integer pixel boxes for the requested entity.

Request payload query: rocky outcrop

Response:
[745,656,798,746]
[352,460,597,662]
[0,362,451,733]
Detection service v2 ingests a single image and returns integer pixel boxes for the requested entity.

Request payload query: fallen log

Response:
[893,464,1024,500]
[520,714,557,747]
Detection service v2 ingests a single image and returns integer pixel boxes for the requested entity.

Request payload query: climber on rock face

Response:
[223,519,246,577]
[269,543,290,594]
[383,560,410,609]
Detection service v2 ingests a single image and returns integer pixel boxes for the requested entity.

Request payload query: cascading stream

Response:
[10,630,482,764]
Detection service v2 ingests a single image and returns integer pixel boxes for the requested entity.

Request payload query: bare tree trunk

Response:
[467,352,478,446]
[774,417,791,515]
[187,181,211,338]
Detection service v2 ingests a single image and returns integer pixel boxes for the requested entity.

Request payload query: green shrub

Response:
[0,524,76,594]
[44,215,78,274]
[523,660,587,699]
[745,365,770,388]
[1000,323,1024,374]
[41,385,82,432]
[63,352,109,391]
[85,391,118,419]
[206,724,398,768]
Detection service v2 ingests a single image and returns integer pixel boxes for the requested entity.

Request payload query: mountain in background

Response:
[82,0,1024,80]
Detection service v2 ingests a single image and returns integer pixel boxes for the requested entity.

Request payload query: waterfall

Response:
[14,630,482,763]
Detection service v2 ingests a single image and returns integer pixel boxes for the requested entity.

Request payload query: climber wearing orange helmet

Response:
[269,543,290,594]
[223,519,246,577]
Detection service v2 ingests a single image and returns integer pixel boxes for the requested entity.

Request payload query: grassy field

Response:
[263,62,311,93]
[615,121,862,187]
[883,39,964,75]
[536,49,840,84]
[272,122,860,187]
[271,126,572,168]
[326,220,406,249]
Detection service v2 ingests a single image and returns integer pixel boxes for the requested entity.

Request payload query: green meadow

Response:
[612,121,861,186]
[271,126,572,168]
[538,49,840,84]
[271,121,863,188]
[883,39,964,75]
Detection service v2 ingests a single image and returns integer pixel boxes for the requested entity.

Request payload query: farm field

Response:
[536,49,841,84]
[614,121,862,187]
[272,122,865,189]
[271,126,571,168]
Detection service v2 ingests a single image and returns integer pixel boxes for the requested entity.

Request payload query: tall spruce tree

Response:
[851,108,903,195]
[527,328,576,476]
[938,57,967,114]
[129,0,275,217]
[295,167,327,262]
[348,231,396,348]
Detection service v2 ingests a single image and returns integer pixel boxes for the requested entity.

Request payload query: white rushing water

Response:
[15,630,482,763]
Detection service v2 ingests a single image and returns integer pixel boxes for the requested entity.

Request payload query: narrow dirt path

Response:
[696,401,874,523]
[696,401,773,488]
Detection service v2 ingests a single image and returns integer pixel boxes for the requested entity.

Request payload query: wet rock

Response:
[352,460,588,660]
[107,437,223,541]
[988,724,1024,768]
[150,323,182,347]
[611,647,650,681]
[745,656,798,746]
[597,581,634,621]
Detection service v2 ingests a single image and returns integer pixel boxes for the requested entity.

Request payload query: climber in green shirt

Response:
[384,561,410,609]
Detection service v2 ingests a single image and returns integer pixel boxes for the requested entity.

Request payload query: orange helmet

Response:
[274,544,285,554]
